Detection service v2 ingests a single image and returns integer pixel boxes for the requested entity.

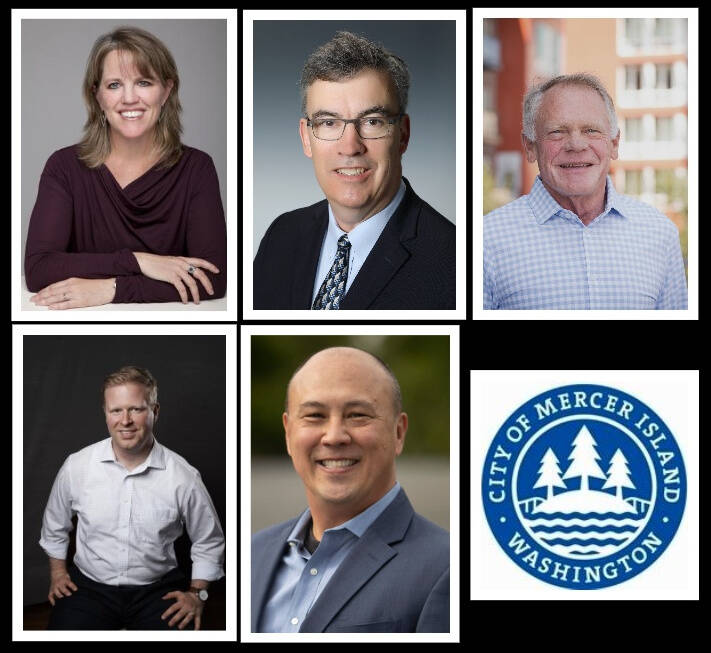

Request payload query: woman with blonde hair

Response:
[26,26,226,307]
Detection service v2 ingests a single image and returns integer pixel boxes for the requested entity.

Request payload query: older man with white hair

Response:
[484,73,687,310]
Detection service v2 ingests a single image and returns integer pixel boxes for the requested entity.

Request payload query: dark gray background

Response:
[23,335,226,606]
[21,19,227,274]
[252,20,457,253]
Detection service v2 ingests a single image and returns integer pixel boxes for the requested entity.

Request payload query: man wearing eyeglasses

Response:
[253,31,455,310]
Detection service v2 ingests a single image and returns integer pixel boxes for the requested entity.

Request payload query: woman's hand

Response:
[133,252,220,304]
[30,277,116,309]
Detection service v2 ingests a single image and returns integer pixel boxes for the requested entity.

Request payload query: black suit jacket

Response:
[253,178,455,309]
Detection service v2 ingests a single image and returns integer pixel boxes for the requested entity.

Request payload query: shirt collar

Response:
[97,436,166,470]
[529,175,629,225]
[603,178,630,219]
[286,481,402,547]
[326,179,406,251]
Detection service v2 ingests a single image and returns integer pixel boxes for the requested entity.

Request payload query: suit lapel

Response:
[300,489,414,632]
[291,203,329,309]
[251,520,296,632]
[341,181,420,309]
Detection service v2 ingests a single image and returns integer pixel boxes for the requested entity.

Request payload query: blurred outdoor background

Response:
[251,335,450,534]
[483,17,688,271]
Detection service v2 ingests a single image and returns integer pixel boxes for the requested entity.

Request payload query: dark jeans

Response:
[47,564,185,630]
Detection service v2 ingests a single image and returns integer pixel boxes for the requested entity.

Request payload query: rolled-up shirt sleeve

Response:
[183,475,225,581]
[39,459,75,560]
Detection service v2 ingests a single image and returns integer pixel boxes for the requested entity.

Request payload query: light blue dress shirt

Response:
[483,176,688,310]
[312,180,407,304]
[258,482,402,633]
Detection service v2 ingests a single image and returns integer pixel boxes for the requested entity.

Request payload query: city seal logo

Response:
[482,384,686,589]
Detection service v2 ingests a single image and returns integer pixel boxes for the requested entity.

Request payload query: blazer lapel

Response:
[291,204,329,308]
[300,489,414,632]
[251,520,296,632]
[341,181,419,309]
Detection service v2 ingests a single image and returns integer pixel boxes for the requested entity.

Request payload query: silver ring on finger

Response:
[187,265,196,277]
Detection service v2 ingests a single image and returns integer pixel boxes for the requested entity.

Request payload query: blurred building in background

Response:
[484,17,688,249]
[484,18,564,202]
[608,18,688,226]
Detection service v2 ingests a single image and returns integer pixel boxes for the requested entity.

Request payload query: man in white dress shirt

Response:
[39,366,225,630]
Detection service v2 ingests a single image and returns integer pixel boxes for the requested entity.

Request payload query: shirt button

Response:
[290,617,299,625]
[310,568,318,576]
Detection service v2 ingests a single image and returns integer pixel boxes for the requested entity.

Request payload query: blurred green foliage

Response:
[251,335,450,457]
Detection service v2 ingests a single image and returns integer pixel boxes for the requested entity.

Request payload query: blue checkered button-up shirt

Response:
[483,176,687,310]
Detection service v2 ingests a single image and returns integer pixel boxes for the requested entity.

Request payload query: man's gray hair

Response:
[522,73,619,141]
[300,31,410,116]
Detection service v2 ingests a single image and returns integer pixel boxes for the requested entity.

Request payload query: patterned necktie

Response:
[312,235,351,310]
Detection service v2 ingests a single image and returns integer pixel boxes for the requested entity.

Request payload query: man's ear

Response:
[394,412,408,456]
[398,114,411,156]
[610,128,620,161]
[153,402,160,423]
[522,133,538,164]
[299,119,313,159]
[283,412,292,456]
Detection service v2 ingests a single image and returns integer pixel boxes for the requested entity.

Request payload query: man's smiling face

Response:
[283,348,407,520]
[523,83,620,207]
[104,382,158,456]
[299,69,410,228]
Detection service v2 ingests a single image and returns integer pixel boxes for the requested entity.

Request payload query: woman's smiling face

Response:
[95,49,173,146]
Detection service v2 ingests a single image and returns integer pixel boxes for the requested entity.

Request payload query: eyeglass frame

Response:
[305,113,405,141]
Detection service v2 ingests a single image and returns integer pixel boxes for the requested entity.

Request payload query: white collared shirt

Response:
[39,437,225,586]
[311,179,407,304]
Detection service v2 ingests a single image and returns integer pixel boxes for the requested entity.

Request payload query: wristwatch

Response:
[189,586,208,601]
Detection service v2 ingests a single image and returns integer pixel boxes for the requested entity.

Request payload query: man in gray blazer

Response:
[251,347,449,633]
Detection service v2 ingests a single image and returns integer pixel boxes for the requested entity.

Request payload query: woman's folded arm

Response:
[24,154,142,292]
[25,150,227,303]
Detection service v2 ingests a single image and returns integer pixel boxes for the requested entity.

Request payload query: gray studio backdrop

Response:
[21,19,227,274]
[253,20,457,254]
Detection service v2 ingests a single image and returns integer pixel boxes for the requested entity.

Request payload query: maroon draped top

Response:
[25,145,227,303]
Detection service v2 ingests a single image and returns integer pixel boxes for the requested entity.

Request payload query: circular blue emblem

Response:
[482,384,686,589]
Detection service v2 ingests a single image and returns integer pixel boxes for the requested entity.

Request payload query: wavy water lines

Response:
[524,513,646,559]
[527,517,640,528]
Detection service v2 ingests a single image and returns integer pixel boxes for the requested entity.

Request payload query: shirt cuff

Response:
[39,540,69,560]
[191,561,224,582]
[116,248,142,275]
